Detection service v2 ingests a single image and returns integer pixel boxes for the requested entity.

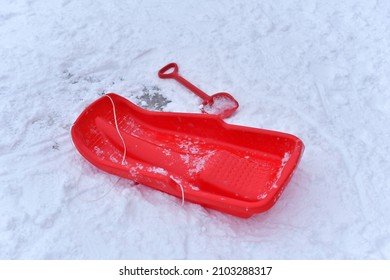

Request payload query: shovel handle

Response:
[158,63,210,101]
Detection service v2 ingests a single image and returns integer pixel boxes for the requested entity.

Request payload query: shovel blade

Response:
[201,92,239,118]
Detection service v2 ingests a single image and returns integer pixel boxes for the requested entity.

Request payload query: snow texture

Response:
[202,95,237,115]
[1,0,390,259]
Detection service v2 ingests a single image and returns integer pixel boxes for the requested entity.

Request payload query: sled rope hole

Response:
[106,95,127,165]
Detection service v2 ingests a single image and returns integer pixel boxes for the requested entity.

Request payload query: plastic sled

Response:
[71,93,304,218]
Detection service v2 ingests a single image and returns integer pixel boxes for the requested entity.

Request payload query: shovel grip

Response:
[158,62,179,79]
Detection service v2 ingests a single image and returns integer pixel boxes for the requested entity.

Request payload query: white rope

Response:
[106,95,127,165]
[178,183,185,207]
[170,176,185,206]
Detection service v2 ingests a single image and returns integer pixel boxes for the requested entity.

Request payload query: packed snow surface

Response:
[1,0,390,259]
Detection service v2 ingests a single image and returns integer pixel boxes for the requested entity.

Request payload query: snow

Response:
[271,152,291,189]
[202,95,237,115]
[1,0,390,259]
[188,150,216,175]
[148,167,168,176]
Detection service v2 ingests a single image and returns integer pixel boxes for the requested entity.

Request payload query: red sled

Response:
[71,93,304,218]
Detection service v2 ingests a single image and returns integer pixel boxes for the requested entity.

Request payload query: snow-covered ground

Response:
[1,0,390,259]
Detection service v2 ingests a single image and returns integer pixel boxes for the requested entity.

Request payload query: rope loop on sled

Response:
[106,95,127,165]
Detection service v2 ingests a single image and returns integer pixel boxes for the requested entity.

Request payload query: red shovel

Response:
[158,63,239,119]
